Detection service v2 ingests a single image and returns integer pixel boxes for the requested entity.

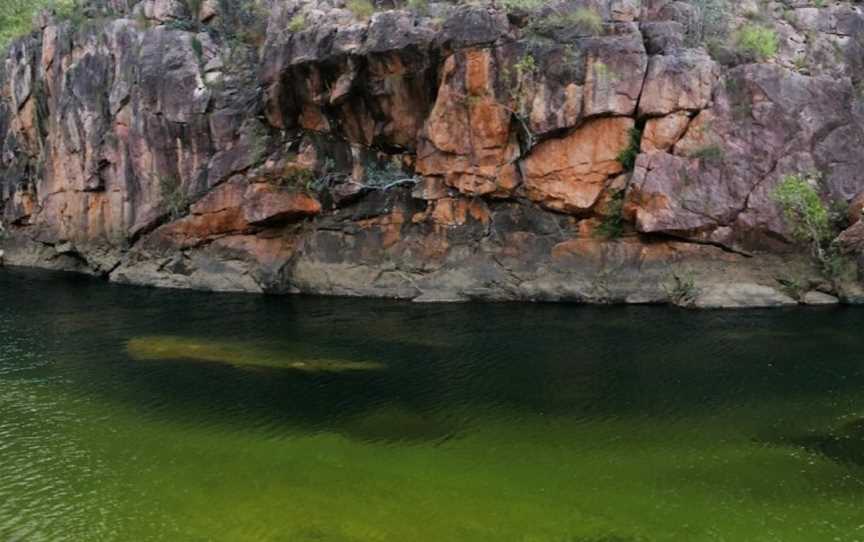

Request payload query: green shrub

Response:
[595,190,625,240]
[775,274,807,301]
[735,24,778,61]
[505,53,536,114]
[685,0,730,48]
[158,176,190,220]
[499,0,546,12]
[406,0,428,16]
[771,172,853,279]
[0,0,75,50]
[216,0,268,47]
[167,18,196,31]
[617,128,642,172]
[287,14,306,32]
[190,35,204,63]
[567,7,602,35]
[346,0,375,20]
[534,7,602,35]
[279,164,316,190]
[665,271,699,307]
[689,144,725,164]
[773,174,831,251]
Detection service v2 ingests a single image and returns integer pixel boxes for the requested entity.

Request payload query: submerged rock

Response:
[126,336,385,373]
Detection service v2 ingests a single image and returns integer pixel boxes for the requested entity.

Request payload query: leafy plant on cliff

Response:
[158,176,191,220]
[775,274,808,301]
[734,24,778,62]
[190,35,204,65]
[216,0,268,47]
[347,0,375,20]
[496,52,539,152]
[665,271,699,307]
[530,7,603,36]
[406,0,429,16]
[773,174,831,260]
[498,0,546,12]
[689,143,725,164]
[616,127,642,172]
[772,173,853,281]
[685,0,730,49]
[595,190,626,240]
[0,0,74,50]
[287,14,306,32]
[511,53,536,103]
[279,163,316,191]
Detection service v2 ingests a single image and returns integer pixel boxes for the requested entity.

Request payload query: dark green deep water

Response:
[2,269,864,541]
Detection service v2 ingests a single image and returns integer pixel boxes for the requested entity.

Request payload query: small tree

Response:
[772,173,835,272]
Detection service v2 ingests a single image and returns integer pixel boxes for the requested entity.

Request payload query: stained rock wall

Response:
[1,0,864,307]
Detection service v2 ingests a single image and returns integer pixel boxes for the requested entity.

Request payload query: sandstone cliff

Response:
[2,0,864,307]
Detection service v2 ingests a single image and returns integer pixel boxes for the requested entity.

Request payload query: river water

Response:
[1,268,863,541]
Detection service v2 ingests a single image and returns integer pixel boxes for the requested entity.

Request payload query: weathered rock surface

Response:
[1,0,864,307]
[522,117,632,213]
[694,283,798,309]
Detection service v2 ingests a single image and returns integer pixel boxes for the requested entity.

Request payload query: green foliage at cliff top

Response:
[0,0,73,50]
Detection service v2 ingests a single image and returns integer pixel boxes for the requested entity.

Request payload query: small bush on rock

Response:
[499,0,546,12]
[159,176,191,220]
[772,172,853,281]
[541,8,602,35]
[0,0,75,50]
[685,0,730,49]
[347,0,375,20]
[773,174,831,255]
[735,24,778,61]
[287,14,306,32]
[616,128,642,172]
[406,0,428,16]
[690,144,725,164]
[665,271,699,307]
[595,190,626,240]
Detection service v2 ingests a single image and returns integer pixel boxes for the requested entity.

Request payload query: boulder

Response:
[242,184,322,226]
[415,48,520,197]
[802,291,840,305]
[521,117,633,214]
[641,111,691,152]
[638,50,719,117]
[694,283,798,309]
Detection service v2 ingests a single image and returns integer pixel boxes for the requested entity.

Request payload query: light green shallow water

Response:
[1,269,864,541]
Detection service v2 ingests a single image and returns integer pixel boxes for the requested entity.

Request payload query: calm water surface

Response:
[1,269,864,541]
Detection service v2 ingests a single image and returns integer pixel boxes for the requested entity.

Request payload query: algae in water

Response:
[126,336,386,373]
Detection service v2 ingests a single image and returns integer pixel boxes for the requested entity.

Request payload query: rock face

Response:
[1,0,864,307]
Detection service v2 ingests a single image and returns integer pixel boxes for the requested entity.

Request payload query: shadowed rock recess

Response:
[2,0,864,307]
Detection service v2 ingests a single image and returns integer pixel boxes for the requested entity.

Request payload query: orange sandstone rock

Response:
[521,117,633,214]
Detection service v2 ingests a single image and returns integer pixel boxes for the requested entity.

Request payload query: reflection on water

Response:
[1,268,864,541]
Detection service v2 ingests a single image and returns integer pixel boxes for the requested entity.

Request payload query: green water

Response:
[2,269,864,541]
